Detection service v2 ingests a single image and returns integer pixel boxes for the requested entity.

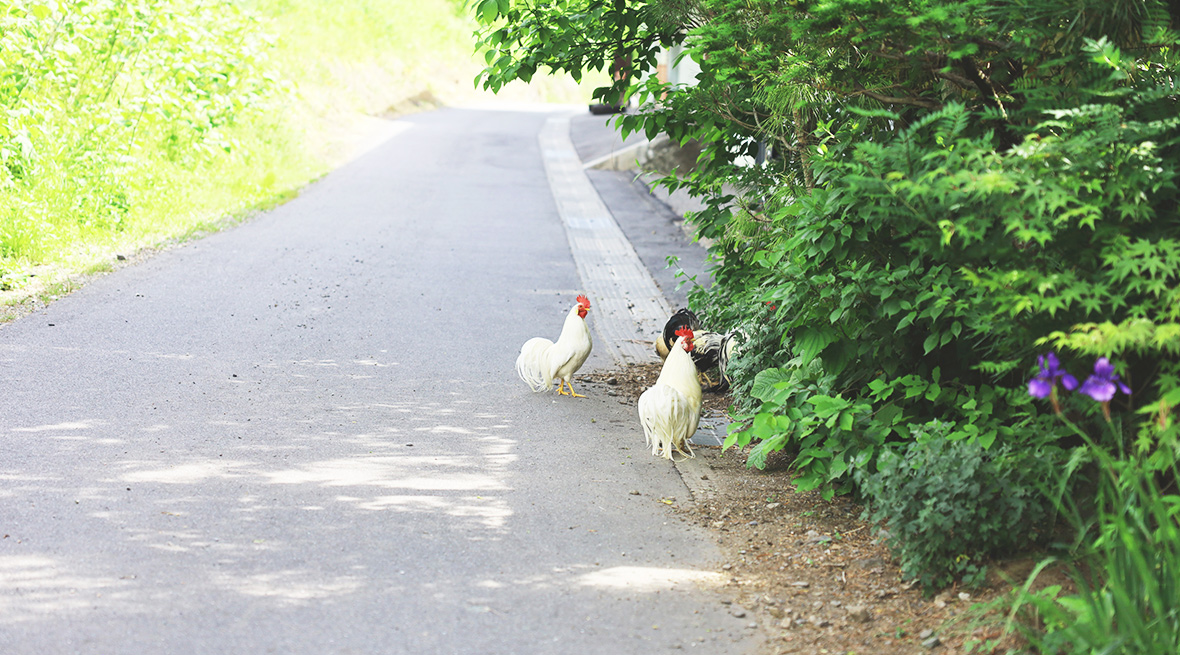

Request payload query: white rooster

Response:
[638,326,702,460]
[515,294,593,397]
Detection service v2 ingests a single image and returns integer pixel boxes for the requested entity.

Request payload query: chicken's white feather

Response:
[516,337,556,392]
[516,300,593,395]
[637,334,702,460]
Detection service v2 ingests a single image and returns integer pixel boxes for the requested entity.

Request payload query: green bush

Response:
[472,0,1180,482]
[669,3,1180,497]
[855,421,1057,590]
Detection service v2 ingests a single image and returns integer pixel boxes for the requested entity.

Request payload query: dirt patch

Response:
[580,362,1040,655]
[581,360,733,417]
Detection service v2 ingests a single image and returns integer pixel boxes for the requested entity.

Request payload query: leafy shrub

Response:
[474,0,1180,493]
[723,364,875,498]
[855,421,1057,590]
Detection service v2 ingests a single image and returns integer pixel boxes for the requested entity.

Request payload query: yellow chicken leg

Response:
[558,379,586,398]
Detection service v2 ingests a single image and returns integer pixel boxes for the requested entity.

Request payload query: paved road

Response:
[570,112,710,313]
[0,106,756,654]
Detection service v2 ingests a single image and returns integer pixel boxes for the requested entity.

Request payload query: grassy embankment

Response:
[0,0,595,319]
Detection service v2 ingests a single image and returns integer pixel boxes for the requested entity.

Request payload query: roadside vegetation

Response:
[473,0,1180,650]
[0,0,589,315]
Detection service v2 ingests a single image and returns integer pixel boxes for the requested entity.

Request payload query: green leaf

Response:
[751,368,792,401]
[828,457,850,481]
[747,443,770,469]
[795,327,837,366]
[802,447,832,460]
[923,333,939,354]
[808,394,849,417]
[794,475,824,492]
[478,0,499,23]
[853,445,875,468]
[875,403,903,430]
[839,411,854,432]
[819,232,835,254]
[978,430,997,449]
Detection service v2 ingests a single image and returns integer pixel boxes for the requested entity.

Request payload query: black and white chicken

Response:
[654,307,737,391]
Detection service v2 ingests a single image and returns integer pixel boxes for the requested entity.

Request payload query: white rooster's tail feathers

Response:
[638,339,701,461]
[516,337,555,392]
[638,385,697,460]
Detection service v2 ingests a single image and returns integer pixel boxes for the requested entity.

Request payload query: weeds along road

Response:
[0,106,762,654]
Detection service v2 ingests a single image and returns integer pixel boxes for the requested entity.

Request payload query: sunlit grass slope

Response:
[0,0,596,315]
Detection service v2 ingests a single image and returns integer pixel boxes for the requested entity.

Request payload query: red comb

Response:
[576,295,591,309]
[674,326,694,339]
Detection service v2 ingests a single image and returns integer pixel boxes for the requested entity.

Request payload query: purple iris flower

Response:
[1028,352,1078,399]
[1078,357,1132,402]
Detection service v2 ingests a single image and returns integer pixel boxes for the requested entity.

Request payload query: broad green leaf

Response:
[794,476,823,492]
[751,368,792,401]
[923,333,939,354]
[478,0,499,23]
[828,457,849,481]
[838,411,854,432]
[795,327,837,366]
[978,430,997,449]
[808,394,849,417]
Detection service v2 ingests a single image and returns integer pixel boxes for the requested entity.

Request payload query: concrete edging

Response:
[539,112,722,506]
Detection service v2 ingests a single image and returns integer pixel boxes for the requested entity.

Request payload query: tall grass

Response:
[0,0,594,303]
[1008,443,1180,654]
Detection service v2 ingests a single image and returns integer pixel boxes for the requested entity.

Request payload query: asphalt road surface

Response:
[0,106,760,654]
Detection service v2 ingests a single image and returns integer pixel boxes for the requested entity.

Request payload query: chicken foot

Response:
[556,380,586,398]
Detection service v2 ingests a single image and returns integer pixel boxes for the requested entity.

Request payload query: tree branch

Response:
[932,68,978,90]
[852,83,942,110]
[956,56,1008,120]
